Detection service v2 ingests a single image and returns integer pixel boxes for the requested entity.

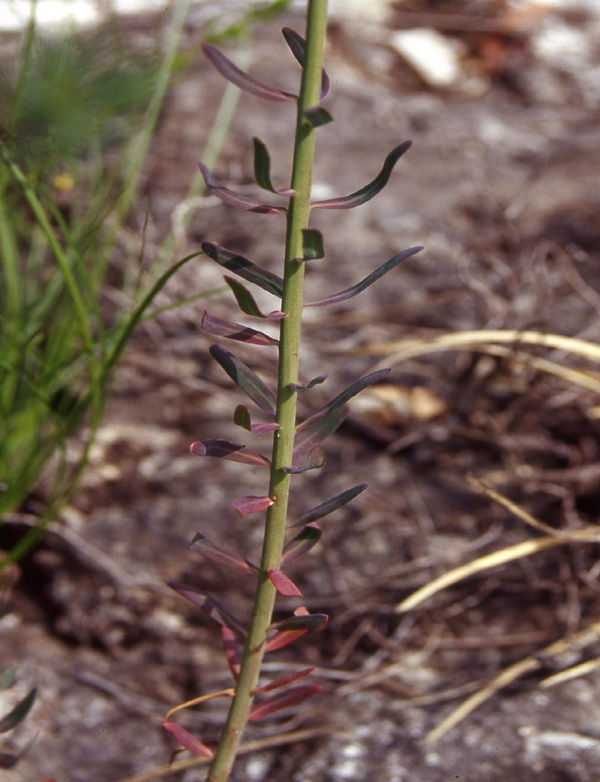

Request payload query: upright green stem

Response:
[205,2,328,779]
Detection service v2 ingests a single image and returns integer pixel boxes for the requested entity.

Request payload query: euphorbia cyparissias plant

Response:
[164,3,423,778]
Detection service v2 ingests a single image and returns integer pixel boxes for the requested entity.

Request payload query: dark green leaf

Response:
[311,141,412,210]
[168,582,246,636]
[271,612,329,633]
[290,483,368,528]
[233,404,280,436]
[253,137,294,196]
[293,408,346,458]
[210,345,277,414]
[0,668,16,691]
[249,684,322,721]
[283,445,327,474]
[190,533,257,574]
[282,27,329,98]
[290,375,328,393]
[281,524,321,566]
[224,277,285,320]
[305,106,333,127]
[306,247,423,307]
[0,688,36,733]
[199,164,287,215]
[189,439,270,467]
[302,229,324,261]
[201,312,278,347]
[203,243,284,298]
[203,43,296,102]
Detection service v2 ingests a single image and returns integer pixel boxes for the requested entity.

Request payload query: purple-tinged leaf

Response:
[293,408,347,458]
[199,163,287,215]
[234,405,281,436]
[190,533,257,574]
[221,626,241,680]
[311,141,412,210]
[249,684,322,722]
[203,42,296,102]
[201,312,279,347]
[255,667,316,694]
[303,369,391,423]
[203,243,284,298]
[168,583,246,636]
[290,375,328,393]
[0,688,36,733]
[0,737,35,770]
[283,446,327,474]
[290,483,368,528]
[224,276,285,320]
[267,568,303,596]
[282,27,329,99]
[305,106,333,127]
[209,345,277,415]
[302,229,324,261]
[189,439,270,467]
[266,610,328,652]
[231,495,274,519]
[306,246,423,307]
[281,524,321,567]
[163,722,215,759]
[253,137,295,196]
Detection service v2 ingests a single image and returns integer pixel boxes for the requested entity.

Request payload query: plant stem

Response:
[204,2,329,779]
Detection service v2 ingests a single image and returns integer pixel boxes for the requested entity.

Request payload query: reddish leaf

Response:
[190,533,257,574]
[203,42,297,102]
[253,137,295,196]
[221,626,241,680]
[168,583,246,636]
[290,483,368,528]
[199,163,287,215]
[305,247,423,307]
[249,684,322,722]
[210,345,277,414]
[234,405,281,436]
[281,524,321,567]
[311,141,412,210]
[283,446,327,474]
[201,312,278,347]
[189,439,270,467]
[282,28,329,98]
[163,722,214,759]
[255,667,316,694]
[231,495,274,518]
[267,568,303,596]
[265,629,307,652]
[203,243,284,297]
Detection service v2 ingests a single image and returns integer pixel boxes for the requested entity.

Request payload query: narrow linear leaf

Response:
[0,751,19,769]
[305,369,391,423]
[210,345,277,414]
[306,246,423,307]
[0,688,36,733]
[283,445,327,474]
[201,312,279,347]
[231,495,274,518]
[255,667,316,694]
[311,141,413,210]
[249,684,322,722]
[305,106,333,127]
[163,722,215,759]
[293,408,346,458]
[189,439,270,467]
[266,611,328,652]
[253,137,295,196]
[234,405,281,436]
[290,375,328,393]
[302,229,324,261]
[190,533,257,574]
[203,43,296,102]
[290,483,368,528]
[221,626,241,680]
[198,164,287,215]
[265,629,307,652]
[282,27,329,98]
[225,276,285,320]
[281,524,322,567]
[203,243,284,298]
[267,568,303,596]
[168,583,246,636]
